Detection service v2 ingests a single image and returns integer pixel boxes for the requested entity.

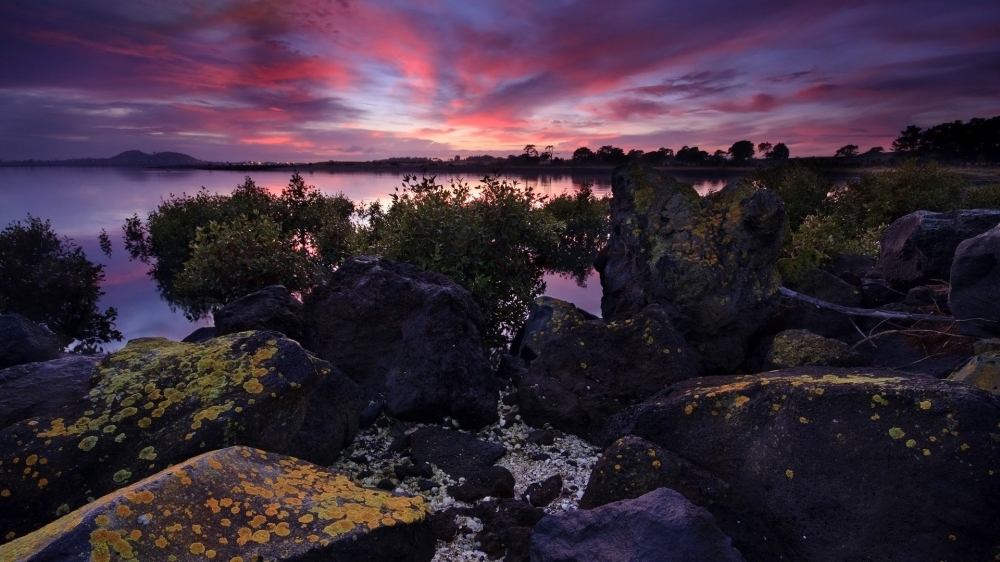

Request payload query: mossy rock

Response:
[596,164,788,373]
[949,353,1000,394]
[0,446,434,562]
[602,367,1000,562]
[764,329,867,370]
[0,331,331,543]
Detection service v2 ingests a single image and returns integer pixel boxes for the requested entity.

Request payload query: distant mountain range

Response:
[1,150,203,167]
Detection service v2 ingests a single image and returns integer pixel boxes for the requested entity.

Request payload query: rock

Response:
[467,499,545,562]
[0,331,333,542]
[949,353,1000,393]
[448,466,516,503]
[509,296,599,362]
[875,209,1000,289]
[0,446,434,561]
[974,338,1000,355]
[595,165,787,373]
[859,278,905,308]
[526,429,556,446]
[0,356,99,431]
[764,329,867,370]
[782,268,862,339]
[601,367,1000,562]
[181,326,216,343]
[949,225,1000,337]
[531,487,745,562]
[0,314,62,369]
[302,256,499,429]
[853,329,971,378]
[517,302,700,441]
[430,507,462,541]
[522,474,562,507]
[580,435,729,511]
[409,427,506,479]
[282,362,363,467]
[903,284,950,314]
[824,253,876,282]
[214,285,305,342]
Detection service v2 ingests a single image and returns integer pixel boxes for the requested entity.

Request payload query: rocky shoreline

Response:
[2,163,999,561]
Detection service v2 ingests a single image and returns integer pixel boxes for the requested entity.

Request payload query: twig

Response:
[779,287,953,323]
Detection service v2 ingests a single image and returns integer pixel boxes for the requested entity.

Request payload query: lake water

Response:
[0,166,745,350]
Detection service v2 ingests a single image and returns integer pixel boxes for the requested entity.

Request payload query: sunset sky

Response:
[1,0,998,162]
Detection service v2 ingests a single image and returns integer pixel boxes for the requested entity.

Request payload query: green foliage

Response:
[0,216,121,352]
[173,214,313,315]
[356,175,561,350]
[749,163,830,229]
[123,173,354,318]
[831,160,965,230]
[539,183,610,286]
[778,214,884,283]
[960,182,1000,209]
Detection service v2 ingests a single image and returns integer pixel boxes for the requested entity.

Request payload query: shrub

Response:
[172,214,313,316]
[357,175,561,351]
[0,216,121,352]
[960,182,1000,209]
[778,214,884,283]
[749,163,830,229]
[538,183,610,285]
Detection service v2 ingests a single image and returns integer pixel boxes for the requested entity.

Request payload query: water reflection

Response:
[0,167,747,348]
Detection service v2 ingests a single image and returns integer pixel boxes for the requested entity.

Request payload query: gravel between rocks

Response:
[328,390,601,562]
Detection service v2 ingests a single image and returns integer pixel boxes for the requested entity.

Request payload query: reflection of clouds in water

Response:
[543,270,602,318]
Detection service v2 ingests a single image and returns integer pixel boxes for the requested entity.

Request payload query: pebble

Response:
[329,388,600,562]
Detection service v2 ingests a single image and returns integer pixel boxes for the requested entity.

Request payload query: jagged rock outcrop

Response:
[213,285,304,342]
[0,446,434,562]
[303,256,500,429]
[0,356,99,431]
[595,165,787,372]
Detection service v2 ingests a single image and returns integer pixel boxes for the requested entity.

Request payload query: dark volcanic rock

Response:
[0,446,435,562]
[181,326,216,343]
[522,474,562,507]
[303,256,500,429]
[0,356,99,431]
[517,302,699,441]
[448,466,516,502]
[782,268,862,338]
[875,209,1000,290]
[853,328,973,378]
[764,329,867,370]
[509,296,599,361]
[282,362,363,466]
[949,352,1000,394]
[0,314,62,369]
[0,332,332,543]
[531,487,745,562]
[580,435,729,511]
[467,498,545,562]
[601,367,1000,562]
[595,165,787,373]
[949,225,1000,337]
[213,284,304,341]
[410,427,506,479]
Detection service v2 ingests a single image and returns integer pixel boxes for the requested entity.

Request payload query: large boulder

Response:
[595,165,787,373]
[409,426,506,480]
[875,209,1000,290]
[0,314,62,369]
[0,331,352,542]
[781,268,862,339]
[531,487,745,562]
[0,446,434,562]
[949,225,1000,337]
[213,284,304,342]
[517,301,700,441]
[601,367,1000,562]
[303,256,500,429]
[948,352,1000,394]
[0,355,99,431]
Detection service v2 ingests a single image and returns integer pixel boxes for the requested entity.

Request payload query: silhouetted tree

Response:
[675,146,708,164]
[768,143,790,160]
[835,145,859,157]
[727,140,755,162]
[892,125,923,153]
[864,147,885,155]
[757,142,773,157]
[626,149,644,162]
[572,147,596,163]
[596,145,627,165]
[523,144,539,158]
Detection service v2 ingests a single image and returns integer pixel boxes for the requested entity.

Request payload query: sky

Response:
[1,0,998,162]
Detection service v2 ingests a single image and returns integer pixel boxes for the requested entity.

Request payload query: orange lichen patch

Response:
[323,520,355,536]
[137,417,152,429]
[208,458,223,470]
[192,524,203,535]
[0,490,9,498]
[249,515,267,528]
[155,536,168,548]
[37,478,48,488]
[242,379,264,394]
[206,549,217,559]
[734,395,750,407]
[251,530,270,544]
[78,436,99,451]
[190,542,206,554]
[205,499,221,514]
[273,522,291,537]
[191,403,233,430]
[129,530,142,541]
[298,514,314,524]
[25,455,38,466]
[125,490,155,504]
[89,529,134,561]
[95,515,110,527]
[116,505,132,518]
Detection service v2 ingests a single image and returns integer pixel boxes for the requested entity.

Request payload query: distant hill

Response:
[107,150,202,166]
[0,150,203,167]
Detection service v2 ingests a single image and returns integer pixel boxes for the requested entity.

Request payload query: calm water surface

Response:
[0,167,741,349]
